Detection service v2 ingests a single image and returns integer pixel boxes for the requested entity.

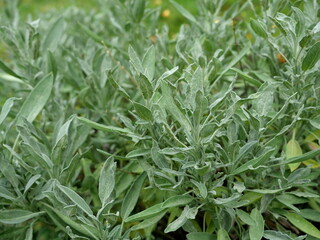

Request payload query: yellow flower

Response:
[162,9,171,18]
[246,33,252,41]
[149,35,157,43]
[276,52,286,64]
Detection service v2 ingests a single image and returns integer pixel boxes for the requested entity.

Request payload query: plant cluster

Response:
[0,0,320,239]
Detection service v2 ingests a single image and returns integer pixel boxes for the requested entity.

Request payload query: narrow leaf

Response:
[133,102,153,121]
[300,209,320,222]
[217,228,231,240]
[187,232,216,240]
[131,211,166,230]
[249,208,264,240]
[43,204,99,239]
[170,0,197,24]
[129,45,144,74]
[121,172,147,219]
[161,195,193,209]
[160,81,192,131]
[138,74,153,99]
[216,43,251,82]
[57,184,94,217]
[125,203,165,222]
[250,19,268,38]
[0,210,44,224]
[0,97,20,125]
[263,230,294,240]
[284,148,320,165]
[0,186,15,200]
[78,117,137,137]
[142,45,156,81]
[55,116,74,145]
[42,17,65,51]
[99,157,116,206]
[24,174,41,194]
[302,42,320,71]
[164,206,197,233]
[284,212,320,238]
[232,148,274,175]
[236,209,255,226]
[16,74,53,125]
[0,60,23,79]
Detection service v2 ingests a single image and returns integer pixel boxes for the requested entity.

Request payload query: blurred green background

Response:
[13,0,198,20]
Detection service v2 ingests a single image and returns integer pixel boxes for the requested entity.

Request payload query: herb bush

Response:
[1,0,320,239]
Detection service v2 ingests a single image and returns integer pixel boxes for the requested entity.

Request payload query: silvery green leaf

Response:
[126,148,150,158]
[0,210,44,224]
[284,212,320,238]
[0,60,23,79]
[55,116,75,145]
[132,101,153,121]
[129,45,144,74]
[170,0,198,25]
[263,230,294,240]
[125,203,165,222]
[161,195,193,209]
[291,7,305,37]
[236,209,255,226]
[138,74,153,99]
[302,42,320,71]
[24,174,41,194]
[16,74,53,125]
[300,209,320,222]
[187,232,216,240]
[0,154,19,189]
[78,117,139,138]
[233,182,245,193]
[250,19,268,38]
[160,81,192,132]
[151,141,169,169]
[43,203,99,239]
[190,180,207,199]
[142,45,156,81]
[42,17,65,52]
[0,186,15,201]
[99,157,116,207]
[217,228,231,240]
[131,211,166,231]
[25,222,34,240]
[121,172,147,220]
[0,97,20,126]
[249,208,264,240]
[56,184,94,218]
[164,206,197,233]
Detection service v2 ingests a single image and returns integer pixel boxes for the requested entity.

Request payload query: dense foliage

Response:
[1,0,320,239]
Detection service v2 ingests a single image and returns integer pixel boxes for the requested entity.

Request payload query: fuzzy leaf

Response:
[249,208,264,240]
[56,184,94,217]
[121,172,147,220]
[42,17,65,52]
[125,203,166,222]
[0,97,20,125]
[99,157,116,206]
[284,212,320,238]
[0,210,44,224]
[142,45,156,81]
[16,74,53,125]
[161,195,193,209]
[302,42,320,71]
[250,19,268,38]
